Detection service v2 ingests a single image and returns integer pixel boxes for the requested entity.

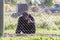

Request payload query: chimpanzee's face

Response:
[23,12,29,20]
[25,16,29,20]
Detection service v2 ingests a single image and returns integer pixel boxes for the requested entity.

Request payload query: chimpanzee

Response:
[15,12,35,34]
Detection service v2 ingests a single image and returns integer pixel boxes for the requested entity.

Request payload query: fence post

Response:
[0,0,3,37]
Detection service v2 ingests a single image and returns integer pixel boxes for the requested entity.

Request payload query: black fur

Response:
[15,12,35,34]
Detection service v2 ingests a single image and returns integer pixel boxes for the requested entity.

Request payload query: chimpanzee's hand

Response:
[28,18,34,24]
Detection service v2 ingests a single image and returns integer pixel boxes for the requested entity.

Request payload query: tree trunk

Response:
[0,0,3,37]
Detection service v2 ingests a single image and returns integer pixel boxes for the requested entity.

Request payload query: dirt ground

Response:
[3,33,60,38]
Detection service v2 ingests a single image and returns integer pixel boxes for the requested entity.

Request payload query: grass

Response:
[36,28,60,34]
[1,36,60,40]
[4,28,60,34]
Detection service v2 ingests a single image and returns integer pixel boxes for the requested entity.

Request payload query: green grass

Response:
[1,36,60,40]
[4,28,60,34]
[36,28,60,34]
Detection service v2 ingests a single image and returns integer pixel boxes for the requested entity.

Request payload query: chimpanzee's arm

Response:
[29,14,36,33]
[15,17,23,34]
[29,14,35,23]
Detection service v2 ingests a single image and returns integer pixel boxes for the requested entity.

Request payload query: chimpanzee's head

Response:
[22,12,29,20]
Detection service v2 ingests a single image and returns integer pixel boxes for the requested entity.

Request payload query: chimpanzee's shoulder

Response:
[18,16,23,19]
[29,14,33,18]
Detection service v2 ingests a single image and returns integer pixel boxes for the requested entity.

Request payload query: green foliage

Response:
[33,13,60,30]
[5,0,18,5]
[0,37,60,40]
[54,20,60,25]
[11,0,18,5]
[42,0,55,7]
[40,20,58,30]
[5,24,17,30]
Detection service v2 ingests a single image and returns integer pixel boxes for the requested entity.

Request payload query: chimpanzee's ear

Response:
[29,14,31,16]
[28,14,31,18]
